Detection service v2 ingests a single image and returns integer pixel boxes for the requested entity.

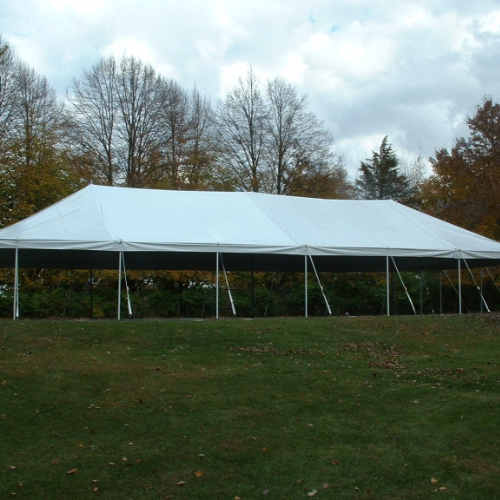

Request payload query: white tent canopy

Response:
[2,184,500,318]
[1,184,500,272]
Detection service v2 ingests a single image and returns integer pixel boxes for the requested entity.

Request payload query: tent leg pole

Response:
[481,271,483,314]
[117,252,122,321]
[216,252,219,319]
[439,271,442,315]
[386,256,390,316]
[251,257,255,318]
[420,271,423,315]
[89,268,94,320]
[305,255,308,318]
[309,254,332,316]
[391,256,416,315]
[13,248,19,320]
[463,258,490,313]
[458,259,462,315]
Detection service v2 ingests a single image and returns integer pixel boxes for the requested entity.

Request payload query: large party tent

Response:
[1,184,500,318]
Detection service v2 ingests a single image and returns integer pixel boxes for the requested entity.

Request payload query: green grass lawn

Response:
[0,315,499,499]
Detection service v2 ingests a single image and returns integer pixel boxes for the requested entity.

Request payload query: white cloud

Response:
[100,37,178,79]
[2,0,500,174]
[44,0,107,16]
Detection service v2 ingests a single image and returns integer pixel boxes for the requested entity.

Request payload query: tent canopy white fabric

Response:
[0,184,500,272]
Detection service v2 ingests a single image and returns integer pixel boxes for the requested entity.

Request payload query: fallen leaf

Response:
[78,443,83,448]
[431,478,438,484]
[263,488,270,495]
[67,468,79,474]
[262,448,268,452]
[331,460,339,465]
[322,482,329,489]
[177,481,186,486]
[308,490,318,497]
[50,461,59,465]
[9,466,17,470]
[93,487,98,492]
[438,487,447,491]
[194,470,203,478]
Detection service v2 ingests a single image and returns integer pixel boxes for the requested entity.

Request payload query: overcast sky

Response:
[2,0,500,177]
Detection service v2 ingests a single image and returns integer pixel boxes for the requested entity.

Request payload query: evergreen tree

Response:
[356,136,410,202]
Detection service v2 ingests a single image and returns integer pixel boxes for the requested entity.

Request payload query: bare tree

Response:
[266,77,337,195]
[213,68,268,192]
[13,62,64,168]
[68,55,167,187]
[160,79,192,188]
[0,50,78,226]
[182,85,215,189]
[0,36,18,145]
[114,56,166,187]
[67,57,117,185]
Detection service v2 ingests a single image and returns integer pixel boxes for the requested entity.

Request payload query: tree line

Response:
[2,33,500,317]
[2,33,500,238]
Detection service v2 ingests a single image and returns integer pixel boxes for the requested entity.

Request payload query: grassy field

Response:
[0,315,499,499]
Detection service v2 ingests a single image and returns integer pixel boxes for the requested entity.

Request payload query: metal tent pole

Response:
[13,248,19,320]
[122,252,133,317]
[463,258,490,313]
[220,253,236,317]
[391,256,416,315]
[481,271,483,314]
[117,251,122,320]
[386,256,390,316]
[308,254,332,316]
[216,252,219,319]
[439,271,442,315]
[304,254,308,318]
[419,271,423,315]
[458,258,462,315]
[443,269,469,314]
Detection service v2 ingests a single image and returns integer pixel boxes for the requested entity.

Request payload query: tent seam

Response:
[85,185,117,244]
[245,192,304,248]
[387,200,459,253]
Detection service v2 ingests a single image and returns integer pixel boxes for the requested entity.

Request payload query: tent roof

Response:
[0,184,500,272]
